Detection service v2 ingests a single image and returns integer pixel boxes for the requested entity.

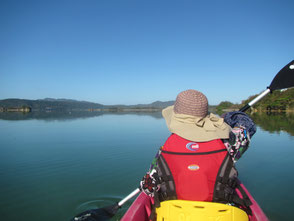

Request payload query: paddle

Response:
[71,60,294,221]
[239,60,294,112]
[70,188,140,221]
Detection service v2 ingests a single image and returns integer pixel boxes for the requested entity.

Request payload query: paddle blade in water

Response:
[71,203,120,221]
[269,60,294,91]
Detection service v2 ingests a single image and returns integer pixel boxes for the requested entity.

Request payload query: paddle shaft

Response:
[118,188,140,207]
[239,88,271,112]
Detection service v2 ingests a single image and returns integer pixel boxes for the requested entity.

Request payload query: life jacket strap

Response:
[213,154,252,215]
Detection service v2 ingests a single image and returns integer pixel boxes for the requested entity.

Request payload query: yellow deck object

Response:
[156,200,248,221]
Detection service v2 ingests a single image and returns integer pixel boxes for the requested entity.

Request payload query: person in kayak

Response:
[140,89,256,218]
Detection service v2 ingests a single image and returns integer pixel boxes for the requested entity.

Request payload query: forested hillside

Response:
[241,87,294,111]
[217,87,294,112]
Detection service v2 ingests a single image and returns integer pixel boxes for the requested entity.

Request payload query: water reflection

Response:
[1,110,293,221]
[1,111,294,136]
[0,110,163,121]
[250,112,294,136]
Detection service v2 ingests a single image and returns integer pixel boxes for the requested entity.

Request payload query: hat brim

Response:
[162,106,230,142]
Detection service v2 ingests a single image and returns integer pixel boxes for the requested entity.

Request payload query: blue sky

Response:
[0,0,293,105]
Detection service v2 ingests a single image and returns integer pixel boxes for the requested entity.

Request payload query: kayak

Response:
[121,181,268,221]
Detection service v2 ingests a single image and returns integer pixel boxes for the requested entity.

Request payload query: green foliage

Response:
[217,88,294,111]
[216,101,234,111]
[249,88,294,111]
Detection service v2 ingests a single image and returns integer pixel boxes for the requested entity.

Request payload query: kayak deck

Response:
[121,183,268,221]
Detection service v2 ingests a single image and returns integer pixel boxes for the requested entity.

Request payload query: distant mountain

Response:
[130,100,174,108]
[149,101,175,108]
[41,98,80,102]
[0,98,174,111]
[0,98,104,111]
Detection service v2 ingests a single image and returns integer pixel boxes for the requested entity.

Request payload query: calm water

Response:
[0,111,294,221]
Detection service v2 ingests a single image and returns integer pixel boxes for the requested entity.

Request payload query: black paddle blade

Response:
[71,203,120,221]
[269,60,294,91]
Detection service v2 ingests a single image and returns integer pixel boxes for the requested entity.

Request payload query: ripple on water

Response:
[74,195,132,221]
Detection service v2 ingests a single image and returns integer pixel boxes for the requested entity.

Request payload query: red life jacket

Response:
[160,134,227,201]
[154,134,252,214]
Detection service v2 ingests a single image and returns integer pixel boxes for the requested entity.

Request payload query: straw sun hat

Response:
[162,89,230,142]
